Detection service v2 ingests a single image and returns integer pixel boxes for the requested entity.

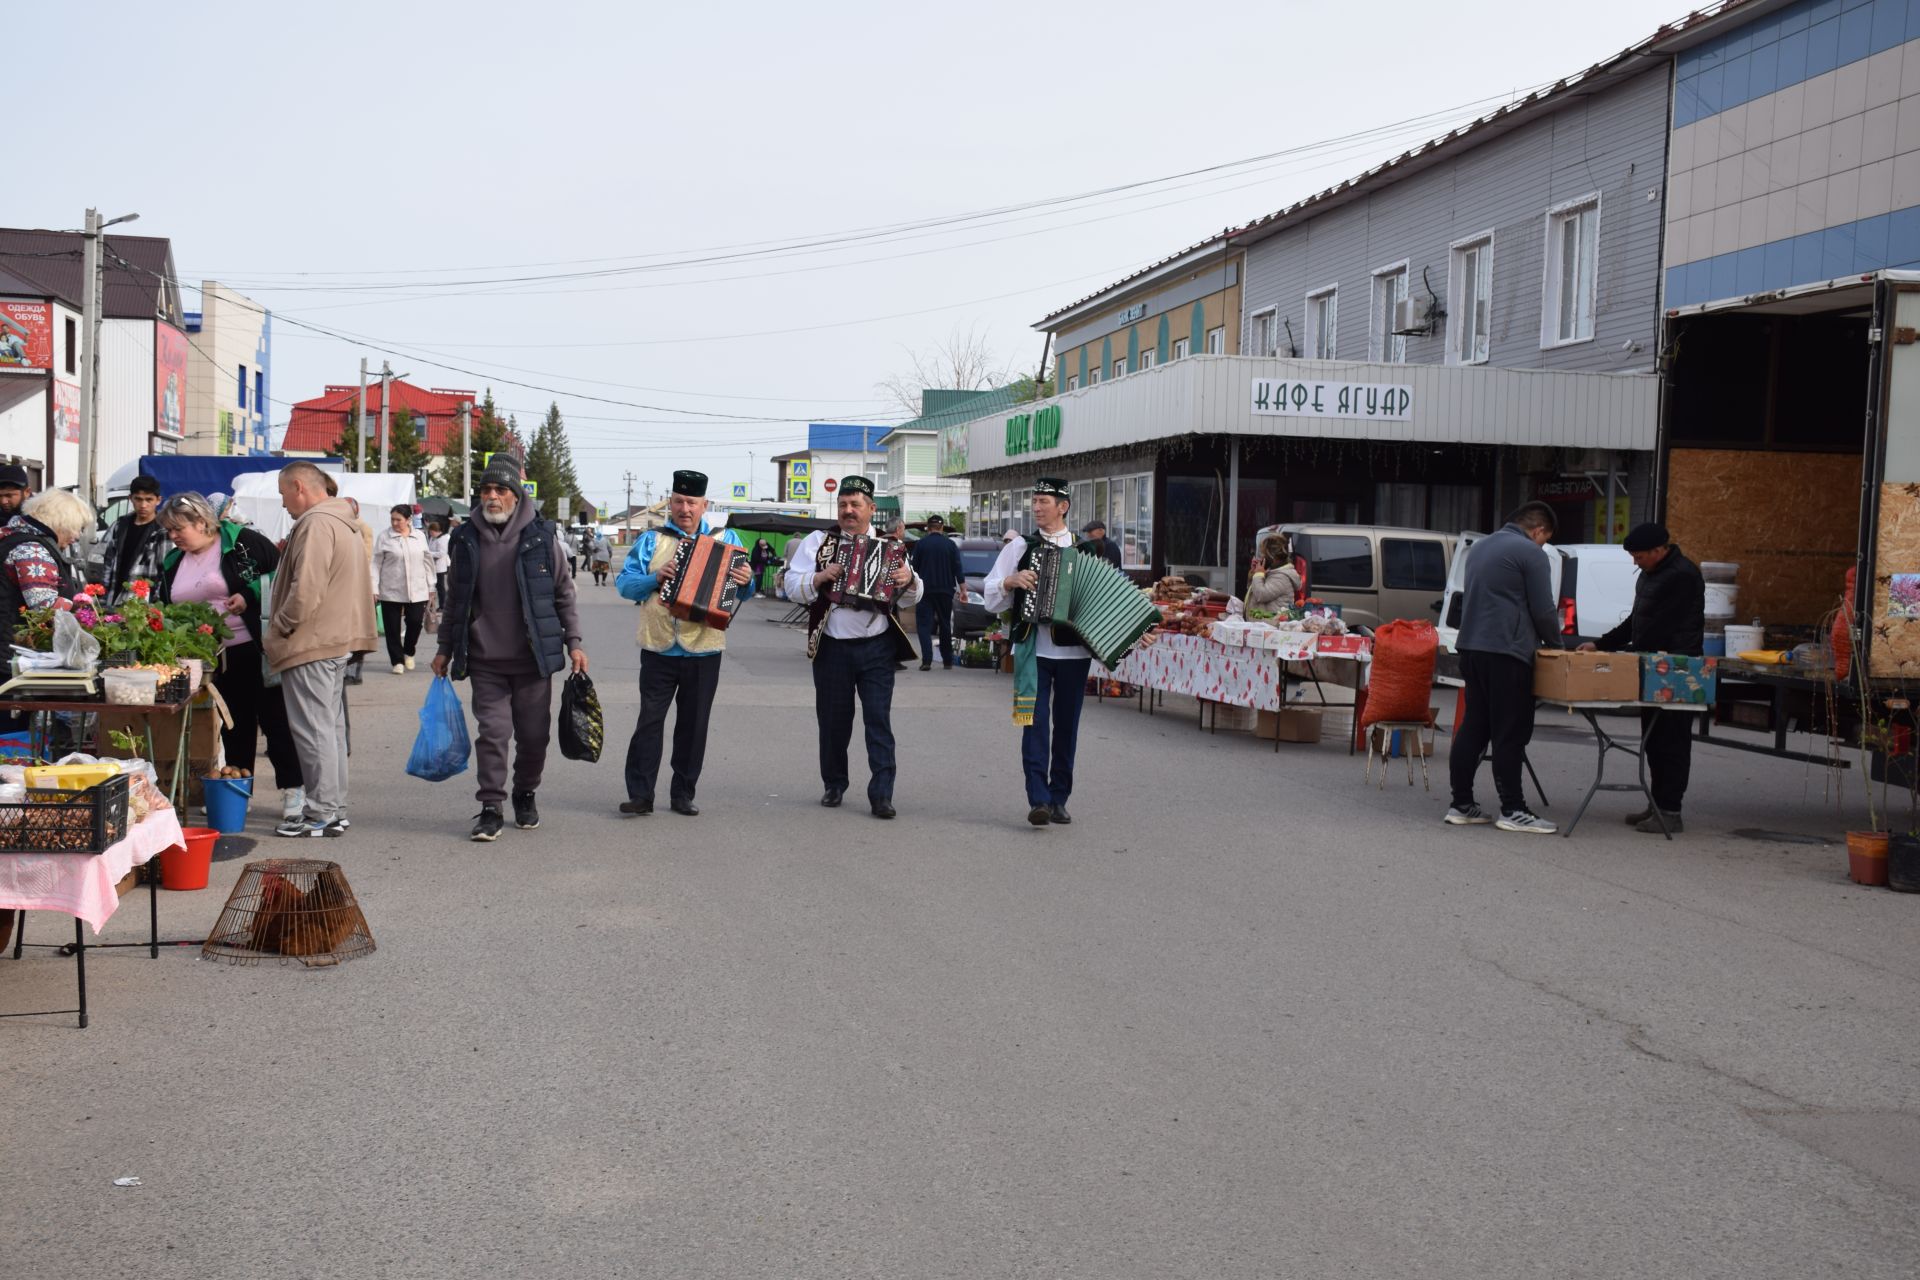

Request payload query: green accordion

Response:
[1019,544,1159,667]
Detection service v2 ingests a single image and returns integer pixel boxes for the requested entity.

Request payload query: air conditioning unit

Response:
[1392,296,1427,335]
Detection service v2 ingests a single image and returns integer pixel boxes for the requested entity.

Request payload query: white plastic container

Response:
[1724,623,1765,655]
[1701,561,1740,584]
[102,668,158,705]
[1704,582,1740,616]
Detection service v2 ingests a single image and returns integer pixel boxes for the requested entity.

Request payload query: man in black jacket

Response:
[1581,522,1706,833]
[1080,520,1124,570]
[908,515,966,671]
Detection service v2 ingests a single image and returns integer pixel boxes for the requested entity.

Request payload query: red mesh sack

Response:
[1833,566,1856,680]
[1363,619,1438,728]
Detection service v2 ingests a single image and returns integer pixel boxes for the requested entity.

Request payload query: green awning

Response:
[873,495,902,512]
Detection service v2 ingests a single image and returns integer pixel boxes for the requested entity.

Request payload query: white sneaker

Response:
[404,655,416,671]
[1496,809,1558,835]
[1443,803,1494,825]
[392,663,405,675]
[281,787,306,821]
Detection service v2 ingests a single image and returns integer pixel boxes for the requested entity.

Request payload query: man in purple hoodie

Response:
[432,460,588,841]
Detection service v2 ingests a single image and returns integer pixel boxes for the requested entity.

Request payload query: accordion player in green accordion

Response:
[987,476,1158,830]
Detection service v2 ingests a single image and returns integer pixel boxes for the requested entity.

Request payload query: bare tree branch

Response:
[875,323,1017,418]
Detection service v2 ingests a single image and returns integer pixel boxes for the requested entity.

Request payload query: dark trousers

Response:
[1023,656,1091,807]
[625,651,723,805]
[813,633,897,802]
[1643,708,1694,813]
[1450,650,1537,813]
[916,591,956,667]
[217,640,303,788]
[380,600,427,666]
[468,662,553,805]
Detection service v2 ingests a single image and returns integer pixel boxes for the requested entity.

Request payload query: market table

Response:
[0,691,200,807]
[1538,699,1712,840]
[1095,626,1372,748]
[0,805,187,1028]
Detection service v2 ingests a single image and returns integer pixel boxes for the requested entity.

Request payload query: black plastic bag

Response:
[558,671,604,763]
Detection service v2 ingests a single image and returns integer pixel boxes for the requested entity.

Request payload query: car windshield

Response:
[961,549,999,577]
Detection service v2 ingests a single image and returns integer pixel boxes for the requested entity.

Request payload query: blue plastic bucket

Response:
[1703,633,1727,657]
[202,775,253,833]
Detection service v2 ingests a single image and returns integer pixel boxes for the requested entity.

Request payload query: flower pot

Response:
[1889,833,1920,893]
[1846,830,1890,887]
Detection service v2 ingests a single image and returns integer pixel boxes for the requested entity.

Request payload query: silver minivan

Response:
[1254,523,1457,631]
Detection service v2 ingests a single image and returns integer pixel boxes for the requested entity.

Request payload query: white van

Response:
[1436,536,1637,662]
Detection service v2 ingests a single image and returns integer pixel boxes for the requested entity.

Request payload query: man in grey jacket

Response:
[1447,502,1561,834]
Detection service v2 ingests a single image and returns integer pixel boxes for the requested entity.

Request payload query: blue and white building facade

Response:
[182,280,272,456]
[1663,0,1920,306]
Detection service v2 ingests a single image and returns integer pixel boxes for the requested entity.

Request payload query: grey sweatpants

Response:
[282,655,351,823]
[469,663,554,806]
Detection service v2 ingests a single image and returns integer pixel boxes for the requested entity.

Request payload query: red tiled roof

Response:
[283,380,486,454]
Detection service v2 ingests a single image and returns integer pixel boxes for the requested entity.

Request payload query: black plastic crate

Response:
[0,773,132,854]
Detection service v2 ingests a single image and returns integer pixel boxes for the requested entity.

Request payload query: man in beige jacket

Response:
[266,462,377,837]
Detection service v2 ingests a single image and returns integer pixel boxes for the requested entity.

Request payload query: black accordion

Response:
[1017,543,1158,667]
[825,533,909,611]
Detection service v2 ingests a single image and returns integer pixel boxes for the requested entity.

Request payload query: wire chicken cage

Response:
[201,859,375,967]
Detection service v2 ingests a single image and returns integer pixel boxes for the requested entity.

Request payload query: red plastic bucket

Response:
[158,827,219,891]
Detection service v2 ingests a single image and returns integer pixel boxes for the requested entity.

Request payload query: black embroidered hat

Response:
[671,470,708,497]
[839,476,875,498]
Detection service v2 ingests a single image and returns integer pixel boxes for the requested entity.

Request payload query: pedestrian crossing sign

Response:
[731,483,748,500]
[596,504,608,520]
[789,477,810,501]
[523,480,539,498]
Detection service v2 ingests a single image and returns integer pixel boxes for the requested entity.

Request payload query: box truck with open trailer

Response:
[1657,270,1920,769]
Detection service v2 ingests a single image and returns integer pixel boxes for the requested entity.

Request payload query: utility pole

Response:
[623,471,635,541]
[355,358,368,473]
[460,400,472,510]
[76,207,137,505]
[378,360,392,473]
[747,450,755,501]
[77,209,100,505]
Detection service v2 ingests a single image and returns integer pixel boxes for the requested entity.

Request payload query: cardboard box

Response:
[1256,707,1324,743]
[1640,653,1719,705]
[1532,650,1642,702]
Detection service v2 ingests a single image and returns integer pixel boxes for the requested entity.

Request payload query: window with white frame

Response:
[1206,326,1224,354]
[1069,471,1153,568]
[1369,264,1408,363]
[1066,374,1079,391]
[1305,287,1337,360]
[1139,348,1156,370]
[1172,337,1189,360]
[1449,232,1493,364]
[1113,358,1127,380]
[1543,195,1599,346]
[1249,308,1277,358]
[1088,366,1101,385]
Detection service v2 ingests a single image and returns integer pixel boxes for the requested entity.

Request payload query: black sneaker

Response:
[471,807,505,842]
[512,790,540,829]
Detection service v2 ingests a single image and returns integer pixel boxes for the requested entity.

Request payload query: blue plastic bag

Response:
[406,676,472,782]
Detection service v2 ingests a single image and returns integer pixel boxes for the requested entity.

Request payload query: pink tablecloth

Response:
[0,808,186,933]
[1100,633,1287,711]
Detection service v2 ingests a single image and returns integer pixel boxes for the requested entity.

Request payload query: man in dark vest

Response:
[432,459,589,841]
[1581,522,1707,833]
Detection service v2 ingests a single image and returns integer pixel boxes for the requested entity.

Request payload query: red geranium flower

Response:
[83,583,106,597]
[130,580,151,600]
[197,624,213,635]
[148,615,163,631]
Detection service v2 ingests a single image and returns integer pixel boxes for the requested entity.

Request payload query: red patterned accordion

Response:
[660,534,747,630]
[825,533,908,611]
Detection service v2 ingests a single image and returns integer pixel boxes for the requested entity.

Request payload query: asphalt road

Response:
[4,586,1919,1278]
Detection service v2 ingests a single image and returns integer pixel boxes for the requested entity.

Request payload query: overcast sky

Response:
[13,0,1692,509]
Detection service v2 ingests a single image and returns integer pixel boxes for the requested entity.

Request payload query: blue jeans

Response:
[1022,656,1091,807]
[813,633,898,802]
